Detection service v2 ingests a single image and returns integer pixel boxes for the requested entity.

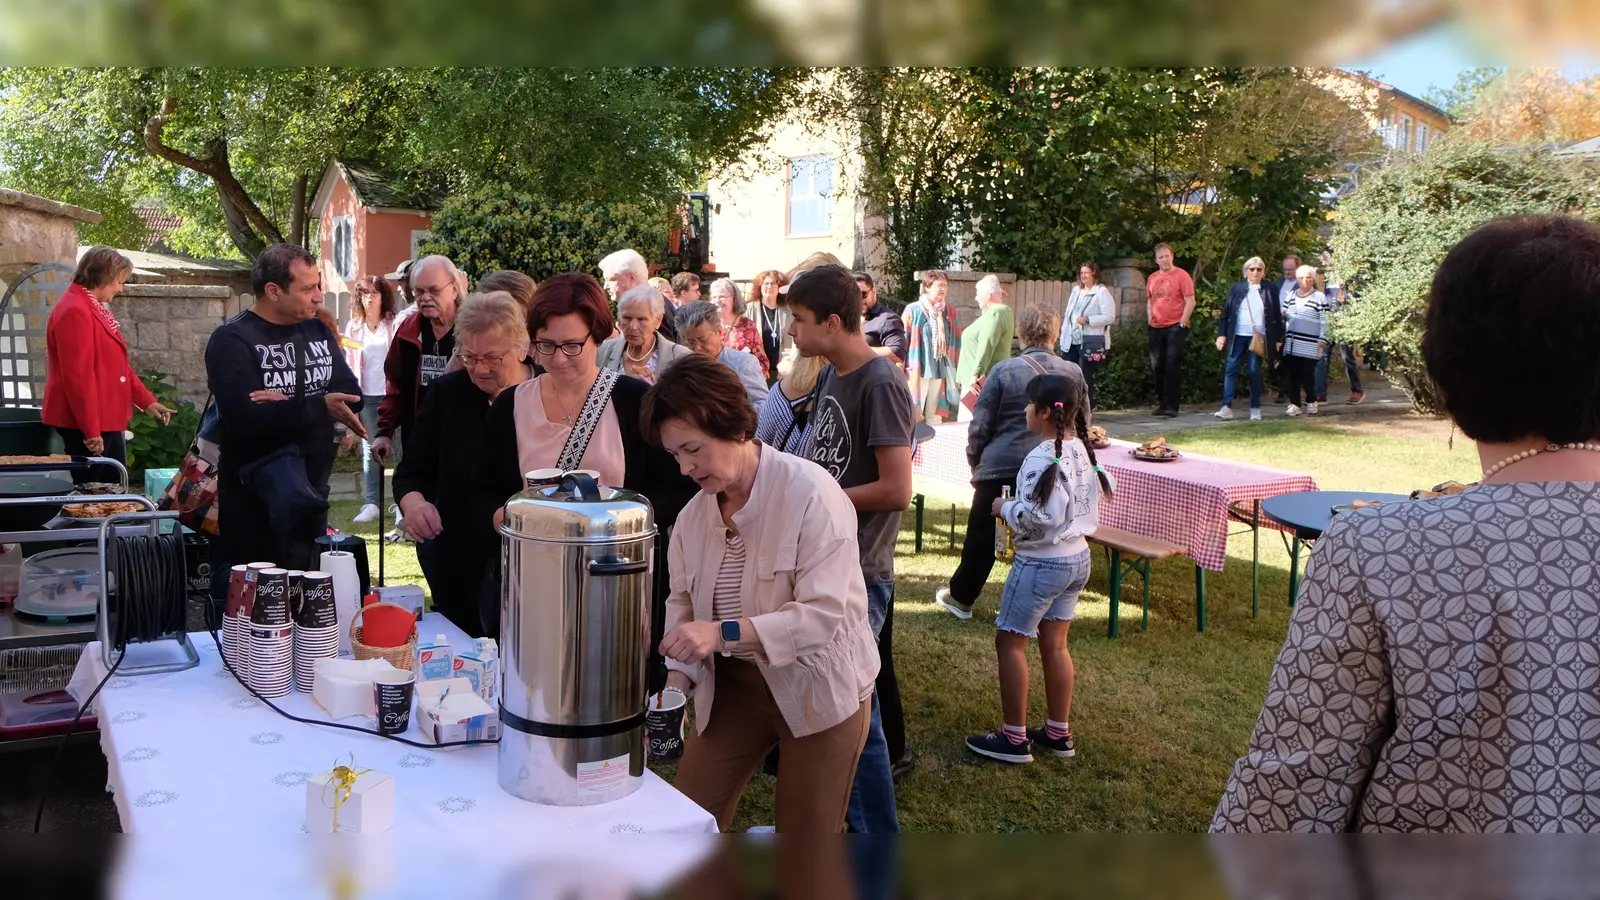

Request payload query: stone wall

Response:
[118,284,235,408]
[914,269,1019,333]
[1102,258,1152,325]
[0,189,101,284]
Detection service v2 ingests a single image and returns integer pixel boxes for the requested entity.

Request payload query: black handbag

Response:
[238,443,329,538]
[1080,334,1108,364]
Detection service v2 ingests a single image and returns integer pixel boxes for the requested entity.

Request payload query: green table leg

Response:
[1141,558,1151,631]
[1107,550,1123,638]
[1251,499,1260,618]
[1288,535,1302,606]
[1195,565,1207,633]
[914,494,924,554]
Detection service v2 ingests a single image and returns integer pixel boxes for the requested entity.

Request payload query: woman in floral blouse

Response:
[1213,214,1600,833]
[709,278,769,378]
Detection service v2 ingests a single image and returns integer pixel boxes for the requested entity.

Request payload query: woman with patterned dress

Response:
[709,278,769,378]
[904,269,962,424]
[1212,215,1600,833]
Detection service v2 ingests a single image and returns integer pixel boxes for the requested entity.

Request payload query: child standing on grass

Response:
[966,374,1114,764]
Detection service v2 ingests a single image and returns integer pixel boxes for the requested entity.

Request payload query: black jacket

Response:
[476,373,697,530]
[1217,280,1287,365]
[392,369,497,555]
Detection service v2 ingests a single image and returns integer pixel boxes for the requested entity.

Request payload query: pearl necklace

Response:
[1482,442,1600,480]
[624,336,656,363]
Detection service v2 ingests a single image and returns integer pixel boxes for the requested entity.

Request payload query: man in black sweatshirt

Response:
[205,244,364,579]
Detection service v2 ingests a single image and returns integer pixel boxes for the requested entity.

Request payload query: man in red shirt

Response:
[1145,243,1196,418]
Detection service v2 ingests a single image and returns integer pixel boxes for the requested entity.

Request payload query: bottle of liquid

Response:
[995,486,1014,562]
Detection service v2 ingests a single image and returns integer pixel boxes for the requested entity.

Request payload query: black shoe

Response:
[1153,408,1178,418]
[1149,407,1167,417]
[966,730,1033,764]
[891,748,917,782]
[1025,727,1076,758]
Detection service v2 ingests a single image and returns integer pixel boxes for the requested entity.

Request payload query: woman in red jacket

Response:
[43,246,172,483]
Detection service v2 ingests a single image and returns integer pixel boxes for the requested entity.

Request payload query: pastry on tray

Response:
[1086,425,1111,449]
[73,482,124,496]
[1410,480,1475,501]
[61,500,145,518]
[1132,437,1180,460]
[0,454,73,466]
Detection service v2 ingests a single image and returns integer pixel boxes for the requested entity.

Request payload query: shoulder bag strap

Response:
[556,368,620,471]
[1020,353,1048,377]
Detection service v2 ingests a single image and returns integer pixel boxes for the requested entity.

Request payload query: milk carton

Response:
[456,638,498,703]
[416,633,453,682]
[416,677,499,744]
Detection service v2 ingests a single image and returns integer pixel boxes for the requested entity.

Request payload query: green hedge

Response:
[419,183,672,283]
[1090,286,1244,411]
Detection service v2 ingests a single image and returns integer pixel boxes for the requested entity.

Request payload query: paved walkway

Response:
[1094,376,1410,438]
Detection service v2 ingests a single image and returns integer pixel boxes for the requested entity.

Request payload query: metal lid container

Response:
[500,480,656,545]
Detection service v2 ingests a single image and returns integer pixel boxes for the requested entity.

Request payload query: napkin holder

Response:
[306,765,394,833]
[312,657,405,719]
[416,677,499,745]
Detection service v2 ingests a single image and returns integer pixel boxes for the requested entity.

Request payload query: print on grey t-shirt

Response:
[804,356,915,584]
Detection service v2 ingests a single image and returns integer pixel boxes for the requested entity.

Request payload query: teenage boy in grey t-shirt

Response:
[787,264,915,833]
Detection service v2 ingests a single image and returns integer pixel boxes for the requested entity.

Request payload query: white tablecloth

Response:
[68,614,717,834]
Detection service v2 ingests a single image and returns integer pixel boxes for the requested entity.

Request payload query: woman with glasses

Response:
[477,274,697,660]
[391,291,531,636]
[709,277,770,379]
[1212,257,1284,421]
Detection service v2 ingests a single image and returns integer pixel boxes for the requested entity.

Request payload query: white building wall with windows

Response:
[707,116,885,280]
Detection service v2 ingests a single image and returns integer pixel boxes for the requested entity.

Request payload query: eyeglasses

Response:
[460,351,509,368]
[1247,267,1265,272]
[532,339,588,357]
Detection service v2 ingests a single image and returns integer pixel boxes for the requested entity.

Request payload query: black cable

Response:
[33,649,123,833]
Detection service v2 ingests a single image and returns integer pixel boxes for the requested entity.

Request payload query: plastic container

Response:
[0,543,21,611]
[15,547,101,621]
[0,687,93,737]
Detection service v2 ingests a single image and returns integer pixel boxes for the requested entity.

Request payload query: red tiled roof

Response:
[134,208,183,251]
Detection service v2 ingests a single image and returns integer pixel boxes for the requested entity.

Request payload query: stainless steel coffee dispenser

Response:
[497,474,655,805]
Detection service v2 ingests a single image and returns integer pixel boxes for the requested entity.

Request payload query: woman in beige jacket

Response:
[643,353,879,833]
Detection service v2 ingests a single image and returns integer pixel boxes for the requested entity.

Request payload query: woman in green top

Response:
[955,274,1015,417]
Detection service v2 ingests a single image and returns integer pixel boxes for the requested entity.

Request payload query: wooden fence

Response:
[1011,280,1072,320]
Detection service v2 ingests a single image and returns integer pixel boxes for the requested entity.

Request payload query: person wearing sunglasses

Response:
[1213,256,1284,421]
[477,274,697,669]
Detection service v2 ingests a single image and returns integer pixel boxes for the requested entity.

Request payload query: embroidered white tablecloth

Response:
[69,614,717,834]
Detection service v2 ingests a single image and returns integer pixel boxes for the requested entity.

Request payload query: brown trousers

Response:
[674,658,871,833]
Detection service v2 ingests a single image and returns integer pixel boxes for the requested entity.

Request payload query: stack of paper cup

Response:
[320,551,362,657]
[221,565,249,669]
[294,571,340,693]
[248,568,294,699]
[228,562,275,683]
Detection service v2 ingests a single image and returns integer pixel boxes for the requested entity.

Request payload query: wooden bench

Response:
[1088,526,1183,638]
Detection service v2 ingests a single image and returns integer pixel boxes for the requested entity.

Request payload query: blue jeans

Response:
[359,395,384,505]
[1220,335,1263,410]
[1314,343,1364,400]
[996,551,1091,638]
[846,580,900,833]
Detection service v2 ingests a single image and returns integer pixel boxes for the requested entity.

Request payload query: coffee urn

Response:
[497,474,655,806]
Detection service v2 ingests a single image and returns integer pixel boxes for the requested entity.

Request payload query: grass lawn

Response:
[328,409,1480,832]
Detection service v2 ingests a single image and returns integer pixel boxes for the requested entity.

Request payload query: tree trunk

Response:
[289,173,310,249]
[144,95,285,258]
[216,190,268,259]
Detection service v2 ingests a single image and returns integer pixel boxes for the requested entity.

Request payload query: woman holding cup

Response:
[643,353,879,833]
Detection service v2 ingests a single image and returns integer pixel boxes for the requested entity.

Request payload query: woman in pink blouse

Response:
[708,277,769,378]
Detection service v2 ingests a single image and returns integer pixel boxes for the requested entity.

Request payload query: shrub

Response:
[419,183,674,284]
[126,371,201,479]
[1090,286,1233,411]
[1330,136,1598,412]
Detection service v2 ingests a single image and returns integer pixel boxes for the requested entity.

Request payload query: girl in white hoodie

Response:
[966,374,1115,765]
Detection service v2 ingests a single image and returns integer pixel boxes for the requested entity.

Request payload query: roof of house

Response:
[134,208,183,252]
[1331,69,1456,123]
[1555,136,1600,159]
[80,245,248,278]
[312,158,444,217]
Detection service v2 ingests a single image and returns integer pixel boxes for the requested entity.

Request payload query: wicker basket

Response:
[349,602,417,671]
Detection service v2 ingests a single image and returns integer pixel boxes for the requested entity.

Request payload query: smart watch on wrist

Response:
[720,620,741,658]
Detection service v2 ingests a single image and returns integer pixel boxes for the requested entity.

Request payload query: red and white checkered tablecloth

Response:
[912,425,1317,571]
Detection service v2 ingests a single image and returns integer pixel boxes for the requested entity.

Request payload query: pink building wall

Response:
[316,169,433,299]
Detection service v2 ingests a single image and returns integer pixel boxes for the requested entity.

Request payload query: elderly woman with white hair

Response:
[600,248,679,343]
[955,274,1014,414]
[708,277,769,378]
[1212,256,1285,421]
[676,300,769,409]
[597,284,693,383]
[1279,264,1331,417]
[393,291,533,636]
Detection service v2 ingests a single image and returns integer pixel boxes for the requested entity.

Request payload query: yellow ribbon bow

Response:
[321,755,371,834]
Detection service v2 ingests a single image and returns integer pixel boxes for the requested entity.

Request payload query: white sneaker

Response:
[1286,404,1302,417]
[1249,408,1262,421]
[1213,406,1235,420]
[934,587,974,620]
[352,503,380,523]
[1307,401,1320,415]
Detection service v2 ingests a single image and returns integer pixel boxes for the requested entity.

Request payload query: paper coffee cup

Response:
[525,468,565,490]
[374,671,416,736]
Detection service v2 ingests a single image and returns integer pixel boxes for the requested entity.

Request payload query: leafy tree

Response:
[1459,68,1600,144]
[1423,67,1506,119]
[1329,135,1597,412]
[0,67,800,260]
[419,184,672,284]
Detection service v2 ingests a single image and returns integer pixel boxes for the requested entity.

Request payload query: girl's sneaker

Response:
[1026,727,1077,758]
[965,730,1033,763]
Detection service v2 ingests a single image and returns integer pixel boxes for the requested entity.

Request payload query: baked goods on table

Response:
[1131,437,1180,461]
[1411,480,1475,500]
[74,482,123,496]
[0,454,73,466]
[61,501,145,518]
[1086,425,1111,449]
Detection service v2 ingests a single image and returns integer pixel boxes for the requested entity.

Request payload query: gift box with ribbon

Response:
[305,758,395,833]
